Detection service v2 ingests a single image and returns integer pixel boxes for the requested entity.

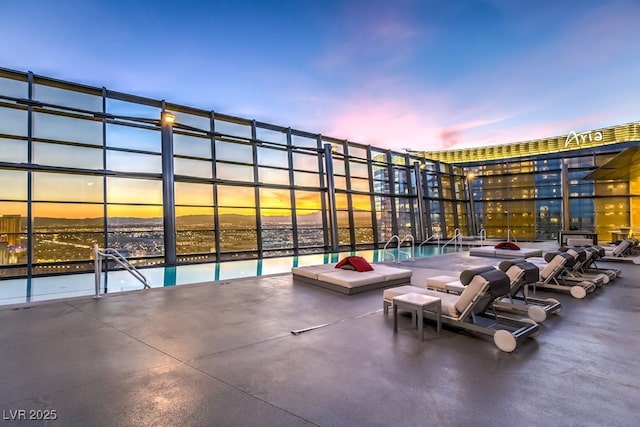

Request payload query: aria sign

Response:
[564,130,603,147]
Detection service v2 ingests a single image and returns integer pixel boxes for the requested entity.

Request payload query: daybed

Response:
[291,258,412,295]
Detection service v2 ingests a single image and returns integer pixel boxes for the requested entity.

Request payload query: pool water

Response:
[0,245,456,307]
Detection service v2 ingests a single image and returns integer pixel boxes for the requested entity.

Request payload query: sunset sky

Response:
[2,0,640,151]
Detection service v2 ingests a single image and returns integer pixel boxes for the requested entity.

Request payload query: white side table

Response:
[393,292,442,341]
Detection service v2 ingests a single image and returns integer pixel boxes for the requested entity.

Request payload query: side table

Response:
[393,292,442,341]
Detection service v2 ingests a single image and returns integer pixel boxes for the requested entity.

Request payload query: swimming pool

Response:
[0,245,456,307]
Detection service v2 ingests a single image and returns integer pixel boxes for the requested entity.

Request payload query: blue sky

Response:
[2,0,639,151]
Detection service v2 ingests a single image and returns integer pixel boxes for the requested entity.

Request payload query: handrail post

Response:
[93,244,101,299]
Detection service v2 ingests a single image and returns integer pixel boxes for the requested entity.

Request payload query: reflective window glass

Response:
[295,191,321,210]
[292,152,319,172]
[106,150,161,173]
[216,163,254,182]
[291,134,318,149]
[258,167,290,185]
[173,111,210,131]
[260,188,291,209]
[34,142,103,170]
[215,119,251,139]
[176,206,214,228]
[106,124,161,152]
[0,106,27,136]
[349,161,369,178]
[347,146,367,159]
[174,133,211,158]
[256,127,287,145]
[215,140,252,162]
[257,146,289,168]
[351,178,370,192]
[174,182,214,206]
[0,138,27,163]
[106,98,161,121]
[33,173,103,202]
[106,177,162,204]
[174,158,213,179]
[217,185,255,207]
[106,204,163,223]
[293,171,319,187]
[33,202,103,226]
[0,76,27,98]
[34,84,102,111]
[33,112,102,145]
[0,170,27,200]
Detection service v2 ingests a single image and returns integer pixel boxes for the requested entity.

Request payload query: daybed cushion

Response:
[317,270,384,288]
[367,264,413,281]
[291,263,337,280]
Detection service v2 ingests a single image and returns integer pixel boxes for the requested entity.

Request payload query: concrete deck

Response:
[0,247,638,426]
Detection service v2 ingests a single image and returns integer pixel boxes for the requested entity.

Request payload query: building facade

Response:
[0,67,638,279]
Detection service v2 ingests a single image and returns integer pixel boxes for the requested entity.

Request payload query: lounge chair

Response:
[423,261,561,322]
[531,252,597,299]
[383,267,540,352]
[601,239,640,264]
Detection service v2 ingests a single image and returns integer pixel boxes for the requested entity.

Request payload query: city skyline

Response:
[2,1,640,151]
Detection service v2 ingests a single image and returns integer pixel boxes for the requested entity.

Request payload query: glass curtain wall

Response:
[0,68,457,279]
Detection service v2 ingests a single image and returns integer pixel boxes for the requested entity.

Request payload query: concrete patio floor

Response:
[0,247,638,426]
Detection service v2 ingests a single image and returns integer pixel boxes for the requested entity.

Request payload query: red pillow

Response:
[335,256,373,272]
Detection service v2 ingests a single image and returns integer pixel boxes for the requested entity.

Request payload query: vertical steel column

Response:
[466,174,477,236]
[324,143,339,252]
[413,162,426,242]
[161,110,177,265]
[561,158,570,231]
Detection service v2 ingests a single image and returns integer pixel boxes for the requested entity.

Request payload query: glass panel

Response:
[0,76,27,98]
[258,167,290,185]
[347,145,367,159]
[291,134,318,149]
[335,193,348,210]
[256,127,287,145]
[351,177,370,192]
[106,150,161,173]
[349,161,369,178]
[33,173,103,202]
[293,171,319,187]
[174,133,212,158]
[173,111,210,131]
[257,146,289,168]
[218,207,257,251]
[0,106,27,136]
[0,202,27,266]
[332,158,345,175]
[0,170,27,200]
[0,138,27,163]
[216,163,254,182]
[106,177,163,204]
[106,124,161,152]
[32,202,103,262]
[174,182,214,206]
[106,98,161,121]
[33,112,102,145]
[34,84,102,111]
[106,204,163,257]
[260,188,291,209]
[174,158,213,179]
[295,190,321,210]
[334,176,347,190]
[176,206,214,228]
[262,228,293,250]
[217,185,255,207]
[215,119,251,139]
[215,140,252,162]
[292,152,319,172]
[176,206,215,255]
[33,142,103,169]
